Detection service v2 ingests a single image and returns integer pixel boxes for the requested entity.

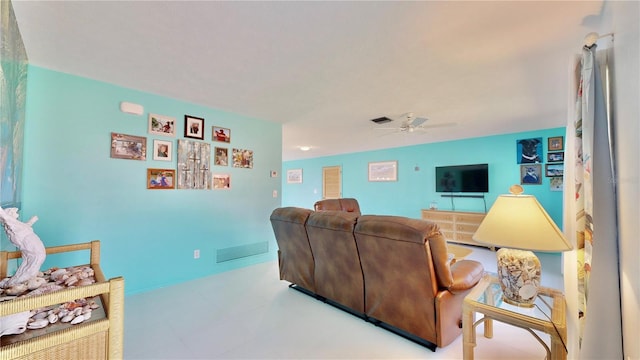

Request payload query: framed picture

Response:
[212,126,231,143]
[516,138,542,164]
[545,164,564,177]
[287,169,303,184]
[212,173,231,189]
[520,164,542,185]
[550,177,563,192]
[369,161,398,182]
[547,152,564,163]
[214,147,228,166]
[153,139,173,161]
[184,115,205,140]
[548,136,564,151]
[147,168,175,189]
[232,148,253,169]
[177,140,211,190]
[148,113,176,137]
[110,132,146,160]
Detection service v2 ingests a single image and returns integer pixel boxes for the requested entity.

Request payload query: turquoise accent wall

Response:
[22,66,281,295]
[283,128,565,228]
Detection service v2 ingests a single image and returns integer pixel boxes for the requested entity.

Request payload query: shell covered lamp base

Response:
[496,248,541,308]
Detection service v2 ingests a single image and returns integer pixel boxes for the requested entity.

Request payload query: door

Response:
[322,166,341,199]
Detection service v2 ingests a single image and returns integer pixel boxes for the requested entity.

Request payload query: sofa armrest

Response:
[447,260,484,294]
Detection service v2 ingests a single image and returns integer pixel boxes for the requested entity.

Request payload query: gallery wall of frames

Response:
[111,114,255,190]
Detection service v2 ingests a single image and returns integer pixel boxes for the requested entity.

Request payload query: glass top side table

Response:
[462,273,567,360]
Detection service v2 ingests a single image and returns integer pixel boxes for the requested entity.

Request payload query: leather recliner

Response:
[269,205,484,350]
[269,207,316,293]
[354,215,484,348]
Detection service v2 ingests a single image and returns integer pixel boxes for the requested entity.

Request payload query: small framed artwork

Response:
[212,126,231,143]
[212,173,231,189]
[232,148,254,169]
[148,113,176,137]
[516,138,542,164]
[214,147,229,166]
[153,139,173,161]
[547,152,564,163]
[550,177,563,192]
[147,168,175,189]
[110,132,146,160]
[520,164,542,185]
[369,161,398,182]
[548,136,564,151]
[287,169,303,184]
[545,163,564,177]
[184,115,205,140]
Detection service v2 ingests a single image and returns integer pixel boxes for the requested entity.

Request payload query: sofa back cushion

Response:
[313,198,361,215]
[306,211,364,313]
[270,207,315,292]
[354,215,453,343]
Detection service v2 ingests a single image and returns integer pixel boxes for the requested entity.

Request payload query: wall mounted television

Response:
[435,164,489,193]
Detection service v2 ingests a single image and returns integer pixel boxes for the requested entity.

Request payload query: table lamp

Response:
[473,185,572,307]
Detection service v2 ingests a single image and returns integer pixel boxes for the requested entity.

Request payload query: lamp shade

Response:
[473,194,572,252]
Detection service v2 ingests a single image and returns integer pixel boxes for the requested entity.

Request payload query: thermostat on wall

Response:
[120,102,144,115]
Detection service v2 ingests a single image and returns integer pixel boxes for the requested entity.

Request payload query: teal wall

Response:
[283,128,565,227]
[21,66,281,295]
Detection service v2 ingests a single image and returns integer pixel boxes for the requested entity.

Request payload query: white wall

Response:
[609,2,640,360]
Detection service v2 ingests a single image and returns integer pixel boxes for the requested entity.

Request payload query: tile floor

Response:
[124,245,564,359]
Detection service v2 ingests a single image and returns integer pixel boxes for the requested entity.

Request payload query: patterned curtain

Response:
[573,44,594,349]
[571,43,622,357]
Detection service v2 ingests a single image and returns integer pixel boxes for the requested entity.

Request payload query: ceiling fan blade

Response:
[410,117,428,127]
[417,122,457,129]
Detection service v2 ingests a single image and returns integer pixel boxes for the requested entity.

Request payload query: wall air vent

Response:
[370,116,393,124]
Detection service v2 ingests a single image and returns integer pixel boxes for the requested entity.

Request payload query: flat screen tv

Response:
[435,164,489,193]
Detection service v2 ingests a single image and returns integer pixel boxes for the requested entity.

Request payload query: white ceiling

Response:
[11,1,606,161]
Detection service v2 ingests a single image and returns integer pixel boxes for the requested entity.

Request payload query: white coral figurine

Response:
[0,207,46,287]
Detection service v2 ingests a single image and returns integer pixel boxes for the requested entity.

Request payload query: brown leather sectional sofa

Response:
[269,206,484,351]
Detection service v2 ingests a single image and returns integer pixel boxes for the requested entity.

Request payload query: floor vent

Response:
[216,241,269,263]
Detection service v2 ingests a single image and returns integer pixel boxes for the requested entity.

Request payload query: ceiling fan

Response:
[373,113,456,134]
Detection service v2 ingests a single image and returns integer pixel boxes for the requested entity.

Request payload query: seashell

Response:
[50,268,67,281]
[32,311,49,320]
[519,284,537,300]
[82,310,92,320]
[78,278,94,286]
[48,313,59,324]
[24,283,64,297]
[61,314,75,323]
[27,277,47,290]
[64,275,78,286]
[73,307,84,316]
[70,315,85,325]
[5,284,28,296]
[27,318,49,329]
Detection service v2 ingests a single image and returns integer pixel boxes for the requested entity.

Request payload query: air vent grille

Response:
[370,116,393,124]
